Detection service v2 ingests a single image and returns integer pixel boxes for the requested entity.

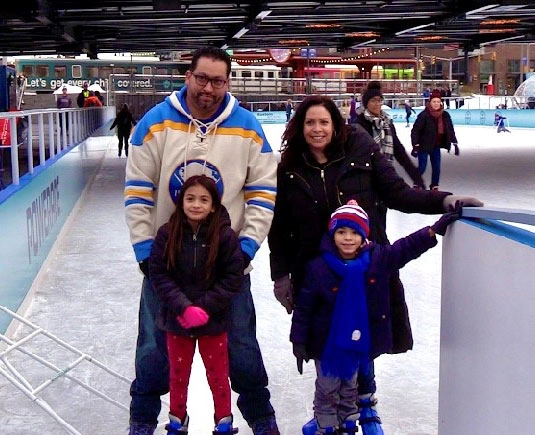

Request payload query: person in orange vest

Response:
[83,91,103,107]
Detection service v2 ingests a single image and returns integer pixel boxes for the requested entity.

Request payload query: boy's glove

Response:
[177,306,209,329]
[273,275,293,314]
[293,343,309,375]
[411,145,419,158]
[443,195,483,211]
[431,201,461,236]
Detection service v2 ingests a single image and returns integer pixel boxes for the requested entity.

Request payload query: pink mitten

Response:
[177,306,209,329]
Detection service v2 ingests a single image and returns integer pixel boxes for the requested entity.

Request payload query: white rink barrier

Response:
[439,207,535,434]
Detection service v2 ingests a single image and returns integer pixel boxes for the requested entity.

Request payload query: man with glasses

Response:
[125,47,279,435]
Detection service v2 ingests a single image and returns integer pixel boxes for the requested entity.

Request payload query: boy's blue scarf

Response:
[320,250,371,380]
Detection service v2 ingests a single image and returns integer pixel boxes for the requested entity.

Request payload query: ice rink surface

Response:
[1,120,534,434]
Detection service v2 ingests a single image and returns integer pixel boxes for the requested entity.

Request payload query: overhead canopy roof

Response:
[2,1,535,58]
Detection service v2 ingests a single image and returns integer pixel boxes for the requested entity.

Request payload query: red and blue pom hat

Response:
[328,200,370,239]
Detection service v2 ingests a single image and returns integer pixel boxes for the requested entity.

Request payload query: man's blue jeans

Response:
[229,274,275,424]
[418,147,442,187]
[130,274,275,426]
[129,277,169,425]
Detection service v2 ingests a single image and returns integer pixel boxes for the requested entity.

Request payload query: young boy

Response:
[291,200,459,434]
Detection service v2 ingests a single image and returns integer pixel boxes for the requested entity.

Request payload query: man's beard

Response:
[195,92,218,111]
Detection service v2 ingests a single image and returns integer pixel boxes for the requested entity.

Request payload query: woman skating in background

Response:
[411,90,459,190]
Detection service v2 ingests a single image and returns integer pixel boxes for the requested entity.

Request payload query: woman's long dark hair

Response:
[280,95,349,167]
[164,175,222,279]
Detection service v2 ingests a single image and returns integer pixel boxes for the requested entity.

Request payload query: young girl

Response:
[149,175,243,435]
[292,200,459,434]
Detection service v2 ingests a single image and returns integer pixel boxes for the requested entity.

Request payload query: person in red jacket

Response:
[83,91,103,107]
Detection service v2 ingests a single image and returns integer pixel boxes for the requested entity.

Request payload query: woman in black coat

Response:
[410,90,459,190]
[267,94,482,433]
[110,103,137,157]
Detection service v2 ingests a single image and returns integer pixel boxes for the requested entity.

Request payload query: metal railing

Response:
[0,107,106,195]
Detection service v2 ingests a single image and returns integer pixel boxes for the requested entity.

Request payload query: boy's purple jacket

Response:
[290,226,437,360]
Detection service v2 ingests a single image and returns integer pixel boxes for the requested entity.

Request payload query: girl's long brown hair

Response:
[164,175,222,280]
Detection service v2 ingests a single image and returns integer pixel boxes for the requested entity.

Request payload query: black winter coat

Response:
[110,110,137,135]
[268,124,450,353]
[411,108,458,153]
[290,228,437,360]
[149,210,243,336]
[355,111,423,187]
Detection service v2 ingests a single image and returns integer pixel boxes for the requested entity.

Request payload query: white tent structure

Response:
[52,84,83,95]
[513,74,535,108]
[514,74,535,97]
[88,83,106,93]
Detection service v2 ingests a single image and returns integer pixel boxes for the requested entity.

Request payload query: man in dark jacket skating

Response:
[110,103,137,157]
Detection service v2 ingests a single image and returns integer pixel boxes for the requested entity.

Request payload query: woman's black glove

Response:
[293,343,309,375]
[273,275,293,314]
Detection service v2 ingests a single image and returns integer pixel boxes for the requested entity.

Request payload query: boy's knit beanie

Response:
[328,200,370,239]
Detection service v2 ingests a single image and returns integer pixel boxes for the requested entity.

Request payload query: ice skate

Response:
[213,415,239,434]
[165,413,189,434]
[302,417,318,435]
[251,415,280,435]
[357,394,383,435]
[339,413,359,434]
[302,417,340,435]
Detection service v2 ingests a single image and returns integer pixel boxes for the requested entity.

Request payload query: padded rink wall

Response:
[0,112,115,335]
[438,208,535,434]
[253,108,535,128]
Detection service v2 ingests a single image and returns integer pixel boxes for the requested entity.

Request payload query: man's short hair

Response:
[189,47,232,77]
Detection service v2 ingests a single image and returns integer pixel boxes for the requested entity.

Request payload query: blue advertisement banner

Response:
[388,108,535,128]
[0,142,107,333]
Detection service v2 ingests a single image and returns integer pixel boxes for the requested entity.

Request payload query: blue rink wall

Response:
[254,108,535,127]
[0,129,112,334]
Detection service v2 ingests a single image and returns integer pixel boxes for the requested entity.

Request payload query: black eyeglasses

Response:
[191,72,227,89]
